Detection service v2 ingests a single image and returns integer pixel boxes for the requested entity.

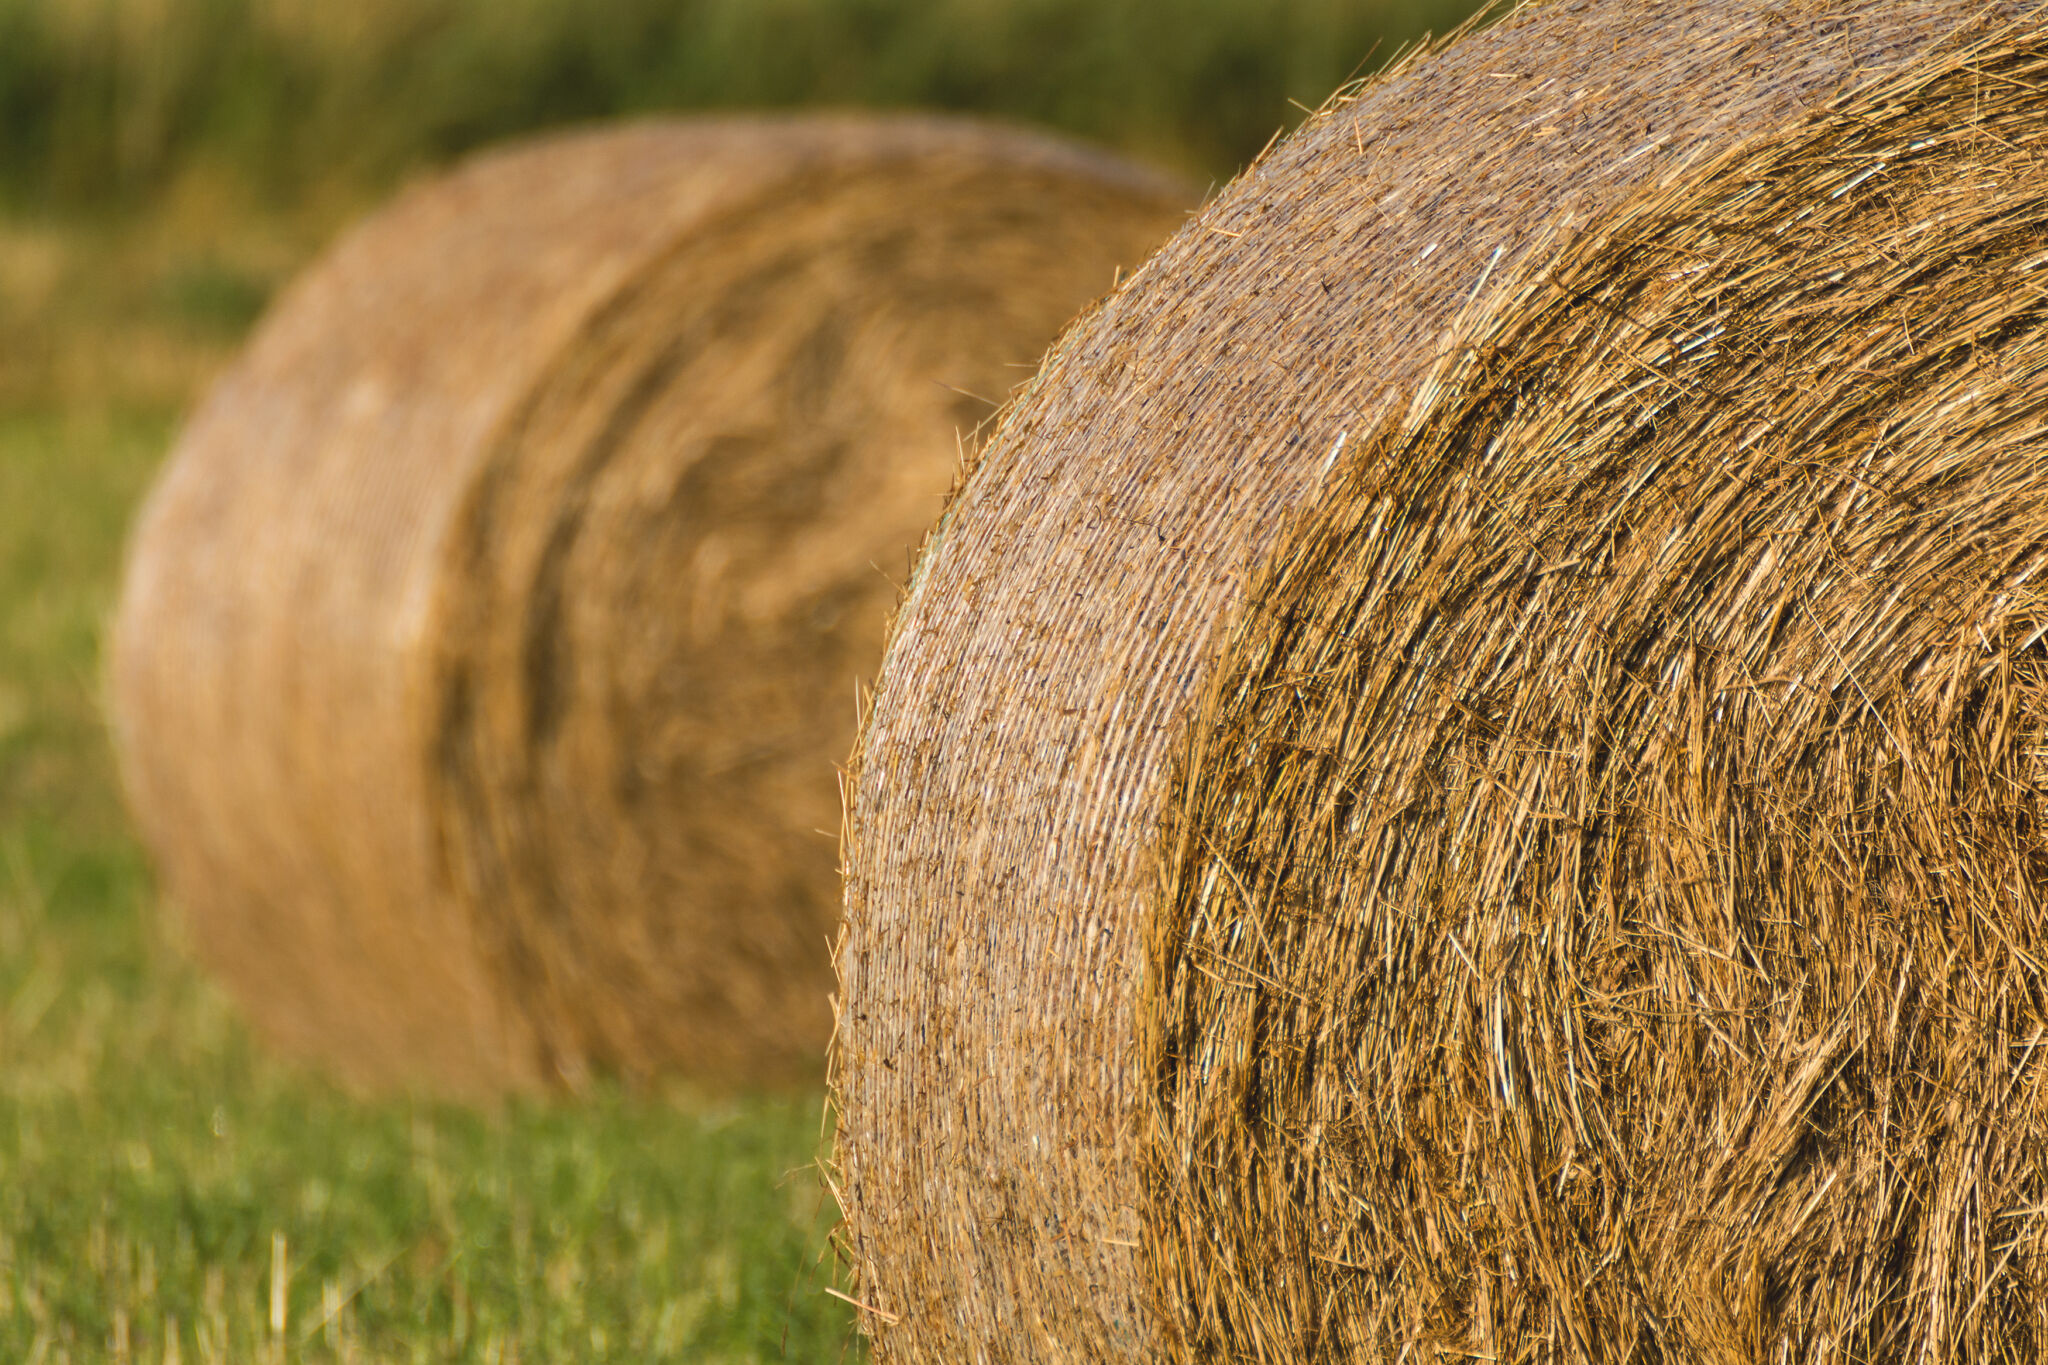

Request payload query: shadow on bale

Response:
[112,114,1192,1097]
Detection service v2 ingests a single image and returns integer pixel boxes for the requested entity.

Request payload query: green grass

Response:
[0,409,857,1363]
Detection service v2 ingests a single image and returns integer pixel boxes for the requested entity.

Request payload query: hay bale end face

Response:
[111,114,1193,1096]
[1154,31,2048,1359]
[833,2,2047,1361]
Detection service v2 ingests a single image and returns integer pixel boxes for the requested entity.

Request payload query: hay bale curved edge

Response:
[111,113,1193,1096]
[1153,26,2048,1359]
[831,2,2040,1360]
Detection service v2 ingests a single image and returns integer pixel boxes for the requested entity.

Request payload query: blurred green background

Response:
[0,1,1479,1360]
[1,0,1482,208]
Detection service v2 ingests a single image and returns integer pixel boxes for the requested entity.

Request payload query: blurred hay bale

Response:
[111,114,1191,1097]
[830,2,2041,1361]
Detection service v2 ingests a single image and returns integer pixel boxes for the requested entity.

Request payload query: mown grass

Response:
[0,410,856,1363]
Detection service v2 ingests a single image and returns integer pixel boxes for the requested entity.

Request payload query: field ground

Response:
[0,271,857,1365]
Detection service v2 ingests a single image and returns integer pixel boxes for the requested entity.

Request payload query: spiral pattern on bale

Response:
[1154,30,2048,1360]
[111,115,1191,1096]
[830,2,2044,1361]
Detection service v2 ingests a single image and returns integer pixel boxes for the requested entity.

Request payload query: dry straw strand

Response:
[112,114,1191,1096]
[833,2,2045,1361]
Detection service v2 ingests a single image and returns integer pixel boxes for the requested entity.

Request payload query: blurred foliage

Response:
[0,0,1485,212]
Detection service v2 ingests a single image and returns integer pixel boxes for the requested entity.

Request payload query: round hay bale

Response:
[1152,28,2048,1360]
[832,2,2043,1360]
[111,114,1192,1097]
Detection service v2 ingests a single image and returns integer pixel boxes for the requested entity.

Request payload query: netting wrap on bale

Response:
[111,114,1191,1096]
[832,2,2048,1362]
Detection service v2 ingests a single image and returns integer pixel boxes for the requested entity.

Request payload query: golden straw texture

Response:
[833,2,2040,1360]
[1155,25,2048,1360]
[112,114,1191,1096]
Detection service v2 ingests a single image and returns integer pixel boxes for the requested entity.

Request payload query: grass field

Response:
[0,0,1485,1359]
[0,408,858,1363]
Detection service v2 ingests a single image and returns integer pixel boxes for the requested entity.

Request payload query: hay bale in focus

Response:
[831,2,2042,1361]
[111,114,1191,1096]
[1154,28,2048,1360]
